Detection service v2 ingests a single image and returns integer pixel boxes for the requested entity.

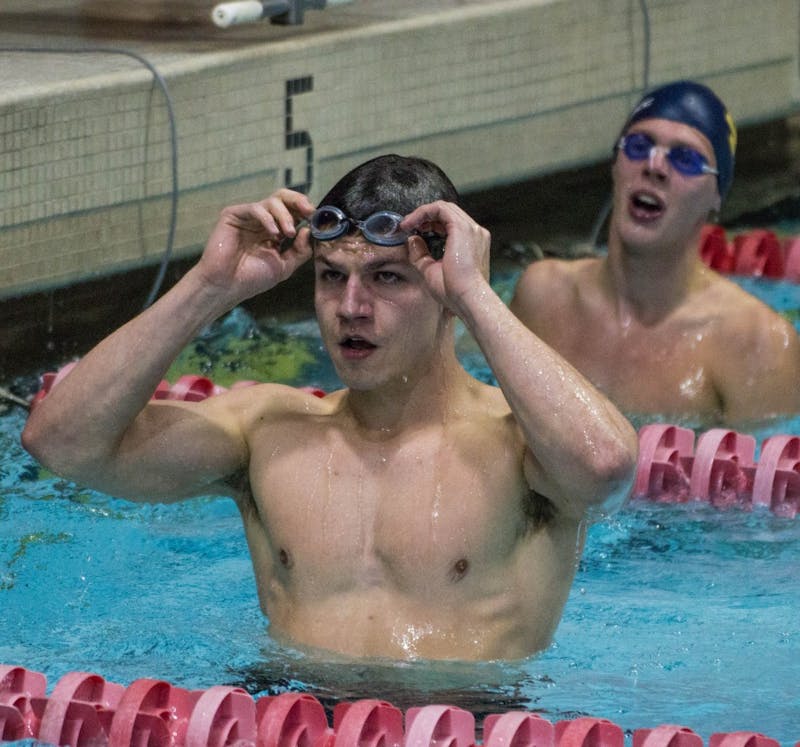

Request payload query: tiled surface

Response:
[1,0,799,298]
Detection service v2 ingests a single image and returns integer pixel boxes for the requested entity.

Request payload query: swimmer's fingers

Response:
[404,202,491,313]
[213,190,313,249]
[251,189,316,244]
[403,201,489,255]
[401,200,456,243]
[201,193,314,298]
[277,226,313,271]
[403,201,490,280]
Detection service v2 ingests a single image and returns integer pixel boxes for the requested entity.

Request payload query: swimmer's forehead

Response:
[313,238,412,265]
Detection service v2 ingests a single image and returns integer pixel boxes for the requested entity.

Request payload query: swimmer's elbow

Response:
[21,414,55,466]
[591,471,635,521]
[565,416,638,515]
[21,410,106,480]
[586,436,638,519]
[547,434,637,523]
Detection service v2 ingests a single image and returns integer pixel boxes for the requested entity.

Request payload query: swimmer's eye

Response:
[318,268,346,283]
[374,270,404,285]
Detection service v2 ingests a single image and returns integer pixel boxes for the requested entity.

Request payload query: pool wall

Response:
[1,0,799,300]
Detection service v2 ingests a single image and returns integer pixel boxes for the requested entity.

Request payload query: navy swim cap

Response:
[621,80,737,199]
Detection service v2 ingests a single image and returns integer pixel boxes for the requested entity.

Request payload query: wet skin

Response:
[22,191,637,661]
[232,239,584,659]
[511,119,800,426]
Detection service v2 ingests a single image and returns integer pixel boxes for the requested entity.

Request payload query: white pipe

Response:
[211,0,354,28]
[211,1,287,28]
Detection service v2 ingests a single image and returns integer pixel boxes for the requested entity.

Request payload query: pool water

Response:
[1,271,799,745]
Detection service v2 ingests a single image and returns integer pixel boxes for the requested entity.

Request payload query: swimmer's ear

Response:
[708,194,722,220]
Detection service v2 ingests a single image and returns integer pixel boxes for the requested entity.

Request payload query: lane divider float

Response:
[0,664,787,747]
[699,225,800,281]
[30,366,800,518]
[634,424,799,517]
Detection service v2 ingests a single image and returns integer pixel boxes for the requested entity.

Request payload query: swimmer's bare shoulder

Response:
[686,271,800,421]
[187,383,344,501]
[511,257,599,330]
[198,382,346,444]
[696,271,796,348]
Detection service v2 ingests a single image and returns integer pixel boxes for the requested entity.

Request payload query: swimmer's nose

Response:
[338,276,372,319]
[646,145,670,177]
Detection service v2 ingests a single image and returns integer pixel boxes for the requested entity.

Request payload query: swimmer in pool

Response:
[510,80,800,427]
[21,154,637,661]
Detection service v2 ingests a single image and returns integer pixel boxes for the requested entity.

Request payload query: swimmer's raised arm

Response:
[403,201,638,520]
[22,190,316,501]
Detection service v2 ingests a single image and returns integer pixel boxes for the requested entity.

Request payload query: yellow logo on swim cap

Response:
[725,111,737,156]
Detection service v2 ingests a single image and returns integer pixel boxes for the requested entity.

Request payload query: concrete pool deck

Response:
[1,0,799,301]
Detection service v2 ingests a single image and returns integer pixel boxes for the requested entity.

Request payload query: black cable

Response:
[588,0,651,251]
[0,45,179,309]
[639,0,651,94]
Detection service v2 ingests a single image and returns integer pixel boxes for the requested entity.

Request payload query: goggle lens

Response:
[310,206,349,241]
[310,206,409,246]
[362,212,405,243]
[619,132,717,177]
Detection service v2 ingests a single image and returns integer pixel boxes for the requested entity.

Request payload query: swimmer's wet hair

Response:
[318,154,460,220]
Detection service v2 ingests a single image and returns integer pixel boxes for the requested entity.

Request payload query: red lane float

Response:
[29,367,800,517]
[29,365,326,411]
[634,424,800,517]
[699,225,800,282]
[1,664,790,747]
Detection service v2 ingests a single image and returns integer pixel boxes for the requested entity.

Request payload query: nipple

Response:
[448,557,469,583]
[278,548,293,569]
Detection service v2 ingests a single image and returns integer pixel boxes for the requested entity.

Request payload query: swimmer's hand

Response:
[402,200,491,312]
[198,189,315,304]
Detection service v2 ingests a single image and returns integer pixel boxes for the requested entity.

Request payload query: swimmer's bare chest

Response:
[549,306,723,416]
[266,454,524,580]
[245,426,530,598]
[228,406,582,658]
[239,430,574,659]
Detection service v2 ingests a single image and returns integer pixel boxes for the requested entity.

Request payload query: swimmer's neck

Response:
[604,236,708,323]
[343,352,471,436]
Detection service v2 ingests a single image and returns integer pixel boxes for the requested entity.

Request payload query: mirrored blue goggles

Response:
[309,206,410,246]
[617,132,718,177]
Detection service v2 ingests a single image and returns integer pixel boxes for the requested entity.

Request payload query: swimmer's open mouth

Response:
[341,336,377,350]
[631,190,664,215]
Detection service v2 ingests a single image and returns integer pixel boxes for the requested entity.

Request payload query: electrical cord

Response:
[1,45,179,310]
[588,0,651,250]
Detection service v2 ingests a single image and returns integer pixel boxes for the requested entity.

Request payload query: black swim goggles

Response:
[309,205,410,246]
[617,132,718,177]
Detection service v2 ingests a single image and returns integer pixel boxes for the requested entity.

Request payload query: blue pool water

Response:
[1,271,799,745]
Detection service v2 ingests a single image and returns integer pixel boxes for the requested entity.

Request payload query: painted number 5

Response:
[284,76,314,194]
